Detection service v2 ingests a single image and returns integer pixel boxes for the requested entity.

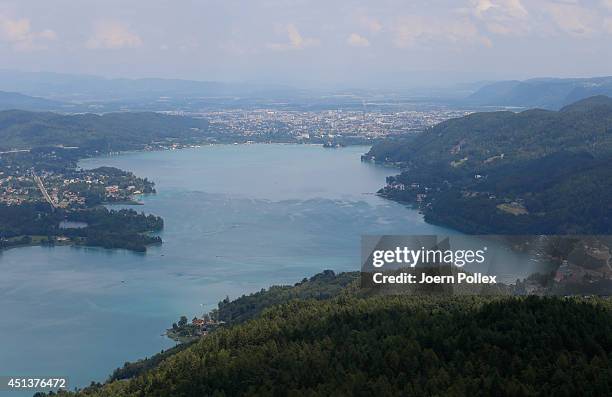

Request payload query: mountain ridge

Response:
[467,76,612,109]
[0,90,65,111]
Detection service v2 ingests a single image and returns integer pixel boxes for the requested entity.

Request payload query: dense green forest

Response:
[367,95,612,166]
[0,206,162,252]
[44,272,612,396]
[365,95,612,234]
[0,110,210,152]
[213,270,358,324]
[0,203,61,238]
[106,270,358,382]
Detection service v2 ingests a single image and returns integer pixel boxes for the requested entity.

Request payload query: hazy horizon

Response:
[2,68,612,91]
[2,1,612,89]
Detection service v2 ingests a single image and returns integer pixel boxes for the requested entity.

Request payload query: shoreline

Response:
[3,143,404,259]
[0,141,454,392]
[0,238,74,254]
[0,234,160,254]
[79,141,369,164]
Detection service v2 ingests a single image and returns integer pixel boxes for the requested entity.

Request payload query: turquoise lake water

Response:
[1,144,458,393]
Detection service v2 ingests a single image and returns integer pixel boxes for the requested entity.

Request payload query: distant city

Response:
[178,108,473,142]
[0,107,471,209]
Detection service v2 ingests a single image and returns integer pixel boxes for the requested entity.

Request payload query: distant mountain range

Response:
[4,70,612,112]
[0,70,301,103]
[467,76,612,109]
[0,70,393,112]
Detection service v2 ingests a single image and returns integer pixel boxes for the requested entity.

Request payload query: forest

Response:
[39,270,612,397]
[366,95,612,234]
[212,270,359,324]
[0,206,162,252]
[0,110,210,153]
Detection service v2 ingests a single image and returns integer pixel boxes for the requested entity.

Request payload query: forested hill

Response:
[366,95,612,167]
[212,270,359,325]
[0,110,209,152]
[0,91,64,112]
[44,272,612,396]
[365,96,612,234]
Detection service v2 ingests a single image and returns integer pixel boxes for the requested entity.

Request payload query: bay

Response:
[0,144,453,393]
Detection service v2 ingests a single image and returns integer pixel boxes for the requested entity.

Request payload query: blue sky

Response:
[1,0,612,87]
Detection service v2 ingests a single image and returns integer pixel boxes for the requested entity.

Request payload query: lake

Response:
[1,144,457,394]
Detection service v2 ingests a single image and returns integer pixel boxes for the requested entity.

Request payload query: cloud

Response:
[543,2,597,36]
[473,0,495,17]
[470,0,530,36]
[267,24,318,51]
[0,13,57,51]
[602,0,612,11]
[393,16,491,48]
[467,0,612,38]
[267,24,319,51]
[219,40,258,55]
[347,33,370,47]
[357,15,382,34]
[473,0,528,19]
[605,17,612,33]
[86,21,142,49]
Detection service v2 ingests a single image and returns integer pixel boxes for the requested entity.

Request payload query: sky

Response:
[1,0,612,88]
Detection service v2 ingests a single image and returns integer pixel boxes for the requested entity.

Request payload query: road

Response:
[33,173,57,210]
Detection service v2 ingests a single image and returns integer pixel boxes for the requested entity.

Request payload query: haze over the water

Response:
[1,0,612,88]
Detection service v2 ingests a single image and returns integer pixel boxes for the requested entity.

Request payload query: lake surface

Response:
[1,144,457,394]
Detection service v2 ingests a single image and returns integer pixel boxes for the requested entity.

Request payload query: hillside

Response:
[213,270,359,325]
[107,270,358,381]
[468,77,612,109]
[365,96,612,234]
[0,110,209,152]
[367,95,612,166]
[46,292,612,396]
[0,91,65,111]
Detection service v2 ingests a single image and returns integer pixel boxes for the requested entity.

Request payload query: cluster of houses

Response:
[0,172,38,206]
[104,184,142,200]
[190,316,226,336]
